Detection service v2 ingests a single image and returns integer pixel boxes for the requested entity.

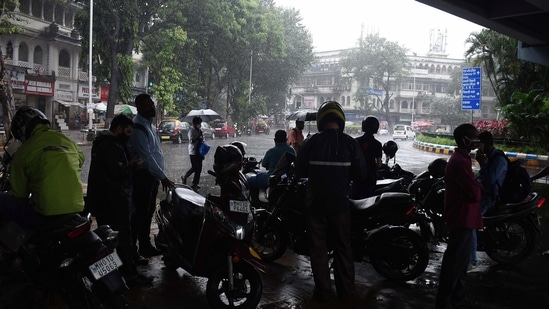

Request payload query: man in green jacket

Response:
[0,106,84,228]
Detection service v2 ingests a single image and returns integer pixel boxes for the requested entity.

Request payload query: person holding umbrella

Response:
[181,116,204,192]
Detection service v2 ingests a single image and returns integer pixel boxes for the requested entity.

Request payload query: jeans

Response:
[246,172,268,190]
[183,155,203,185]
[131,170,160,250]
[470,195,497,266]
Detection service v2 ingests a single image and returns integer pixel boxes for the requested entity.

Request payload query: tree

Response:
[0,0,24,133]
[75,0,186,126]
[340,33,409,128]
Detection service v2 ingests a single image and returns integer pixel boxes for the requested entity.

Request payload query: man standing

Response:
[181,116,204,192]
[351,115,383,199]
[288,119,305,155]
[435,123,483,309]
[295,101,366,302]
[129,93,175,259]
[87,114,153,287]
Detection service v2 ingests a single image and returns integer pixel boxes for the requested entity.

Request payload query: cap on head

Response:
[274,130,287,142]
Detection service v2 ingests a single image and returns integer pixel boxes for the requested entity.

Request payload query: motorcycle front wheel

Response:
[484,219,537,264]
[252,212,289,261]
[367,227,429,281]
[206,262,262,309]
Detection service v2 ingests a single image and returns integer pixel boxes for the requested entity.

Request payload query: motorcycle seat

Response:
[484,192,538,218]
[349,192,411,212]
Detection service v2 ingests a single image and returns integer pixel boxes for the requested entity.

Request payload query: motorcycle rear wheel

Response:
[367,227,429,281]
[484,219,537,264]
[206,262,262,309]
[252,213,289,262]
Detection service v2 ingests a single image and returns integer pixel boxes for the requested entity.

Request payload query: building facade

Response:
[0,0,148,130]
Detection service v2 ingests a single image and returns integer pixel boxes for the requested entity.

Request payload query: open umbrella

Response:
[182,109,222,122]
[94,102,107,112]
[286,109,317,121]
[114,104,137,115]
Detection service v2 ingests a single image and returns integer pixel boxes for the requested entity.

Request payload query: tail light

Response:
[67,220,91,239]
[537,197,546,208]
[406,204,417,216]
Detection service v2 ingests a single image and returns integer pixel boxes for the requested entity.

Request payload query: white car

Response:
[378,128,389,135]
[392,125,416,140]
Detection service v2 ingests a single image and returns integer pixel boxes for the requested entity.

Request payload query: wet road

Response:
[68,130,549,309]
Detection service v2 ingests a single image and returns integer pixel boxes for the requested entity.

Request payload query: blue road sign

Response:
[462,67,481,110]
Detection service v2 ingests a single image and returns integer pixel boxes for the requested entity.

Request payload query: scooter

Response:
[252,155,430,282]
[409,160,546,264]
[155,164,264,308]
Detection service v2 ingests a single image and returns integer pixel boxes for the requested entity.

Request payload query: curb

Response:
[413,140,549,167]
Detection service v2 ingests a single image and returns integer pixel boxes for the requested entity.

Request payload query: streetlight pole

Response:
[88,0,93,130]
[248,50,253,106]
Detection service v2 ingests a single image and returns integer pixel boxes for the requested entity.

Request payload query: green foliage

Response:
[425,95,470,126]
[502,90,549,149]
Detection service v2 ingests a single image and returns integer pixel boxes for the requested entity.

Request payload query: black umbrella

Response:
[182,109,222,122]
[286,109,317,121]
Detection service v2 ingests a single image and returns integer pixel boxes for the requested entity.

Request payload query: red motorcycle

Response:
[155,145,264,309]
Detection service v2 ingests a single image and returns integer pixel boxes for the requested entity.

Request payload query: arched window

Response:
[34,46,43,64]
[18,42,29,62]
[341,96,345,105]
[389,99,395,109]
[59,49,70,67]
[347,96,351,105]
[20,0,31,14]
[32,0,41,18]
[6,42,13,59]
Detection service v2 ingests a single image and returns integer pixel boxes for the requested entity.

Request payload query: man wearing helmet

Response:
[288,118,305,154]
[295,101,366,302]
[351,115,383,199]
[0,106,85,229]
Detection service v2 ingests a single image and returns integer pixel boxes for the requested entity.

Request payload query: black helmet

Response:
[428,158,447,178]
[230,141,247,156]
[213,145,243,175]
[382,140,398,159]
[362,115,379,134]
[316,101,345,132]
[11,106,50,142]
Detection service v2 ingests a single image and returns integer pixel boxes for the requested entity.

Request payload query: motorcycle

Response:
[409,161,546,265]
[154,167,264,309]
[376,140,415,191]
[0,141,127,308]
[252,155,430,282]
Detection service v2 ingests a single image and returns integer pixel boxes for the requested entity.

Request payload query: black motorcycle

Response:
[0,141,127,308]
[252,157,430,282]
[409,163,546,265]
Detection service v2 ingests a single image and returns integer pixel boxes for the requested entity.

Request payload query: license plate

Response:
[161,136,170,140]
[89,252,123,280]
[229,200,250,213]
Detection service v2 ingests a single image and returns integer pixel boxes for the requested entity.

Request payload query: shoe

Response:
[467,263,477,272]
[139,245,161,257]
[191,184,200,192]
[181,175,187,185]
[125,273,154,287]
[134,254,149,266]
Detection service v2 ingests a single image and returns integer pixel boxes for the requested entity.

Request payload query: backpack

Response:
[494,150,531,203]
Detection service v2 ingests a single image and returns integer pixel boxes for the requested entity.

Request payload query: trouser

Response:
[184,155,203,185]
[131,171,160,250]
[96,211,136,277]
[435,228,473,309]
[306,208,355,298]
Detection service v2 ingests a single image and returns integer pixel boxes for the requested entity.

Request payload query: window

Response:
[18,43,29,62]
[389,99,395,109]
[32,0,42,18]
[20,0,30,14]
[34,46,43,64]
[55,5,64,25]
[44,0,53,21]
[401,101,408,110]
[59,49,70,67]
[346,96,351,105]
[6,42,13,59]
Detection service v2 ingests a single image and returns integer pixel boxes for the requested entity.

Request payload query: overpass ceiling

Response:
[416,0,549,47]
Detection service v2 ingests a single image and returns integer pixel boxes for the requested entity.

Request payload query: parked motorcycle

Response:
[376,140,415,191]
[252,155,430,282]
[155,145,264,309]
[409,159,546,264]
[0,141,127,308]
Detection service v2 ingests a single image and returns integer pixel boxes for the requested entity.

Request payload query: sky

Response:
[274,0,485,59]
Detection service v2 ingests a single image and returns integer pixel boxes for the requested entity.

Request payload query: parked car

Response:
[392,124,416,140]
[255,120,270,135]
[200,122,216,140]
[212,120,238,138]
[157,119,190,144]
[378,128,389,135]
